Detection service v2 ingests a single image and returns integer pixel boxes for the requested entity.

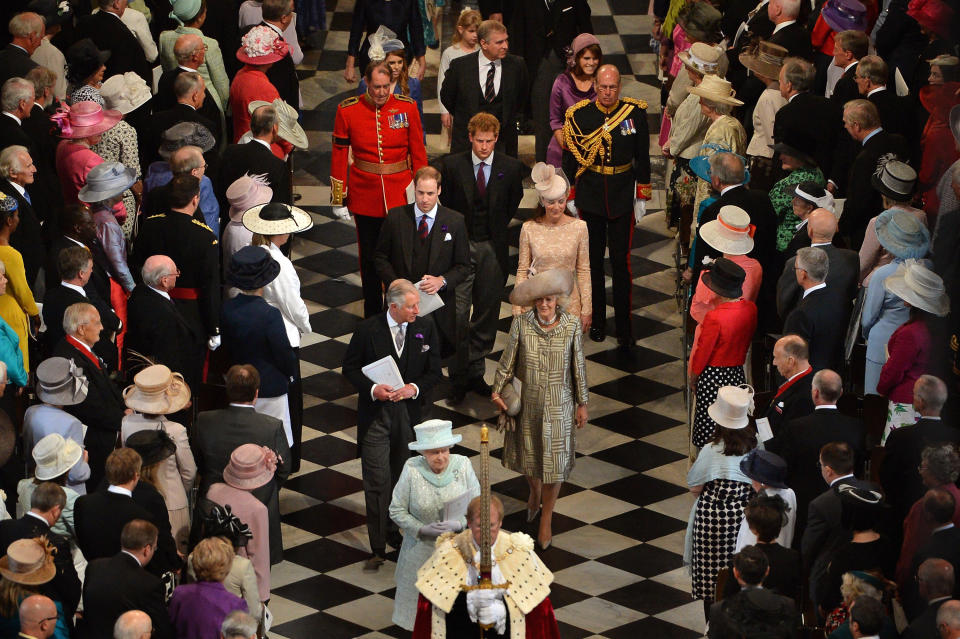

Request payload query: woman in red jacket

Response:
[689,258,758,448]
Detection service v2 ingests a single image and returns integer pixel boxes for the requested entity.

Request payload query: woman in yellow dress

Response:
[0,193,40,372]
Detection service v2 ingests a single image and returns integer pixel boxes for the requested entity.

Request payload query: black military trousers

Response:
[583,209,634,341]
[354,214,385,318]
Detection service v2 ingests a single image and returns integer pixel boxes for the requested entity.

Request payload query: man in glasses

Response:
[17,594,59,639]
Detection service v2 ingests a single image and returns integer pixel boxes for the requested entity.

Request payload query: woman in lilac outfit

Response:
[546,34,602,168]
[169,537,247,638]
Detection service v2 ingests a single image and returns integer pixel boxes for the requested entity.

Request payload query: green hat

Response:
[169,0,203,25]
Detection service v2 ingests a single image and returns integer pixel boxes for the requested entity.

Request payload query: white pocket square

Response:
[421,344,430,352]
[561,5,572,10]
[444,233,452,241]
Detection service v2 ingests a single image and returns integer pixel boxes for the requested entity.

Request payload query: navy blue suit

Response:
[221,293,298,398]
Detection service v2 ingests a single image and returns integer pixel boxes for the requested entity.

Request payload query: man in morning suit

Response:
[436,113,524,402]
[220,104,292,215]
[125,255,205,390]
[855,55,916,142]
[765,335,815,436]
[0,145,44,287]
[801,441,878,607]
[148,72,220,166]
[766,0,813,60]
[0,77,36,159]
[194,364,291,564]
[239,0,300,110]
[0,483,81,622]
[708,546,799,639]
[81,519,174,639]
[342,279,442,570]
[783,247,852,372]
[77,0,152,83]
[0,12,41,86]
[155,34,225,137]
[907,491,960,616]
[881,375,960,523]
[563,64,651,349]
[52,303,126,492]
[44,205,113,304]
[774,57,840,178]
[768,369,865,545]
[903,558,955,638]
[440,20,529,158]
[829,30,868,106]
[374,166,469,359]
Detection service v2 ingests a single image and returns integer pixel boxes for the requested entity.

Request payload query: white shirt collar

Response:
[795,218,809,231]
[253,138,272,150]
[788,93,800,102]
[65,236,86,248]
[772,19,796,33]
[479,53,501,68]
[803,282,827,298]
[6,180,25,196]
[108,485,133,497]
[70,336,96,354]
[148,285,171,301]
[10,44,28,54]
[386,311,407,332]
[862,127,882,145]
[810,241,832,247]
[472,150,494,166]
[867,86,886,97]
[61,282,87,297]
[229,402,256,408]
[843,60,857,73]
[922,416,943,421]
[26,511,49,526]
[934,522,956,533]
[786,367,810,383]
[2,112,21,125]
[416,202,438,219]
[830,473,854,487]
[815,404,838,410]
[121,549,143,567]
[720,184,741,196]
[178,64,198,72]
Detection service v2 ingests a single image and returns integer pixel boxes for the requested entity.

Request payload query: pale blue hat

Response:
[408,420,461,451]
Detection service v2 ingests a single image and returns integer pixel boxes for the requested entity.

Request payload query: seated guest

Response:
[0,539,70,638]
[81,519,174,639]
[169,538,247,638]
[708,546,799,639]
[113,610,154,639]
[17,435,86,548]
[727,492,801,602]
[17,595,59,639]
[903,559,954,639]
[736,450,797,550]
[764,335,815,436]
[824,572,898,639]
[143,141,220,235]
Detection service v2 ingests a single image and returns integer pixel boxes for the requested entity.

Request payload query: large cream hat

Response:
[883,260,949,316]
[247,98,308,149]
[33,433,83,481]
[122,365,192,415]
[531,162,570,201]
[679,42,722,76]
[707,385,755,430]
[688,74,744,106]
[509,269,574,307]
[699,206,754,256]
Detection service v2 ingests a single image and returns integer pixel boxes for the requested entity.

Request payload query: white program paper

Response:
[416,281,445,316]
[443,491,472,521]
[755,417,774,443]
[362,356,405,391]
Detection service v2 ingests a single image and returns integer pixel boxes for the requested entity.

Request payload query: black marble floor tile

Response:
[271,611,369,639]
[300,339,350,369]
[309,308,362,337]
[592,440,686,473]
[555,621,594,639]
[294,248,358,278]
[591,15,618,34]
[302,402,359,431]
[597,543,685,578]
[301,370,356,400]
[299,434,357,467]
[535,544,591,573]
[283,468,363,502]
[492,475,584,502]
[281,539,371,573]
[621,33,654,54]
[300,221,358,248]
[590,374,679,404]
[281,501,366,536]
[604,616,704,639]
[592,473,688,506]
[601,579,693,615]
[586,344,676,374]
[303,279,365,307]
[593,507,687,542]
[547,582,594,609]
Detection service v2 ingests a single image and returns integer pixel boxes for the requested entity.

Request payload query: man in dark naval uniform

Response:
[562,64,651,350]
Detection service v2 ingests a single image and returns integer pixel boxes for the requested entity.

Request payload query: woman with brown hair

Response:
[358,28,424,131]
[546,34,602,167]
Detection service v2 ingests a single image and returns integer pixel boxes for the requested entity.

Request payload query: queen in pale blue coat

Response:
[388,420,480,630]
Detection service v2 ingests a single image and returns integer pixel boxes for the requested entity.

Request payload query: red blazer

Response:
[230,66,281,142]
[877,319,931,403]
[690,299,758,377]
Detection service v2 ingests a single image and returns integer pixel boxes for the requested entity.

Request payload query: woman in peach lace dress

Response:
[513,163,592,333]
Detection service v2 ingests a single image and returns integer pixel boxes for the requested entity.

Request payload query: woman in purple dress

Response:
[546,34,602,167]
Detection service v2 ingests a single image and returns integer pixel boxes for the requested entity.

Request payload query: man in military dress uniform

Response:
[331,62,428,318]
[562,65,651,349]
[132,175,220,384]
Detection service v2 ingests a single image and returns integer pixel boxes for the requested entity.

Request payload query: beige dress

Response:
[493,311,589,483]
[513,218,592,318]
[692,115,748,229]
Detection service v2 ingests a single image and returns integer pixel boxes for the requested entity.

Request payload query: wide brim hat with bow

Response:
[227,174,273,223]
[408,419,462,451]
[739,449,789,488]
[0,538,56,586]
[702,256,747,298]
[122,364,192,415]
[688,74,744,106]
[707,385,755,430]
[224,444,277,490]
[738,40,788,79]
[680,42,723,76]
[51,101,121,139]
[35,357,88,406]
[247,98,308,149]
[509,269,574,307]
[531,162,570,201]
[242,202,313,235]
[907,0,955,39]
[871,160,917,202]
[237,25,290,65]
[226,245,281,290]
[884,259,950,316]
[700,205,755,256]
[99,72,153,115]
[78,162,137,203]
[33,433,83,481]
[874,208,930,259]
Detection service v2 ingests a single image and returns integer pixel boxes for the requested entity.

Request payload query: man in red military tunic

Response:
[331,62,427,317]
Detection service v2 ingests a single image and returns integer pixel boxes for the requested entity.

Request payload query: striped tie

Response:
[484,62,496,102]
[418,215,429,239]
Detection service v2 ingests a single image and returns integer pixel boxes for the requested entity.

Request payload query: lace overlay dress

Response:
[513,218,592,318]
[91,120,141,238]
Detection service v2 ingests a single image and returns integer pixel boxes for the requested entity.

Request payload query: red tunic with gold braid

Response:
[330,92,427,217]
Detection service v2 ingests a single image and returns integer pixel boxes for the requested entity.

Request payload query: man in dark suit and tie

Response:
[436,113,524,402]
[77,0,152,83]
[0,12,41,86]
[764,334,815,435]
[855,55,916,142]
[766,0,813,60]
[342,279,442,570]
[708,546,799,638]
[774,58,841,178]
[80,519,174,639]
[768,369,865,544]
[374,166,469,359]
[907,491,960,615]
[902,558,954,637]
[220,105,292,210]
[783,247,853,372]
[155,34,225,138]
[0,77,36,154]
[0,145,44,287]
[239,0,300,110]
[148,72,220,166]
[440,20,529,158]
[882,375,960,523]
[829,30,868,106]
[44,193,117,305]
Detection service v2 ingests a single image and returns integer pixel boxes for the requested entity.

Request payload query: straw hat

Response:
[874,208,930,259]
[237,25,290,65]
[679,42,722,76]
[739,449,788,489]
[50,101,121,139]
[700,206,755,255]
[35,357,88,406]
[227,174,273,223]
[122,364,192,415]
[821,0,869,32]
[100,72,152,115]
[158,121,216,159]
[125,429,177,466]
[242,202,313,235]
[509,269,574,307]
[0,539,56,585]
[702,257,746,298]
[78,162,137,203]
[871,160,917,202]
[223,444,277,490]
[688,74,744,106]
[408,420,462,451]
[883,259,949,316]
[738,40,788,80]
[226,246,281,290]
[33,433,83,481]
[0,193,16,214]
[247,98,308,149]
[531,162,570,201]
[707,385,754,430]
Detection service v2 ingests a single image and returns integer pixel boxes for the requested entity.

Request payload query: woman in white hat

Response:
[493,269,588,549]
[687,75,746,217]
[387,419,480,630]
[514,163,591,333]
[877,261,949,441]
[16,433,88,547]
[358,27,424,133]
[684,385,758,622]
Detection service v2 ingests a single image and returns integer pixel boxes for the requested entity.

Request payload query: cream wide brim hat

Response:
[509,269,574,307]
[242,202,314,236]
[248,98,309,149]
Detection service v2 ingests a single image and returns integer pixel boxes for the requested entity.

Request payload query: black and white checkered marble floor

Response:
[269,1,702,636]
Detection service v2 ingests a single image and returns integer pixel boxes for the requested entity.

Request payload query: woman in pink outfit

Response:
[51,101,121,206]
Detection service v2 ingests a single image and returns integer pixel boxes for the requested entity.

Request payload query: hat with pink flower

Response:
[236,25,290,65]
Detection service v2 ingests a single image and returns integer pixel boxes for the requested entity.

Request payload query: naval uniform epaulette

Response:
[145,214,166,220]
[565,98,592,120]
[394,94,415,104]
[338,96,360,109]
[621,97,649,110]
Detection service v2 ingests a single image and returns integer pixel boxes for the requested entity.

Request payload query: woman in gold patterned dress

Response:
[491,269,589,550]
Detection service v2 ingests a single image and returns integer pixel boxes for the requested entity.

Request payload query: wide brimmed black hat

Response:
[739,449,788,489]
[702,257,746,299]
[65,38,110,84]
[124,429,177,466]
[227,246,281,290]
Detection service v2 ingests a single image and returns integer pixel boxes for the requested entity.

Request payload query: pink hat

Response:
[50,101,121,139]
[237,25,290,65]
[226,173,273,223]
[567,33,601,68]
[223,444,277,490]
[907,0,955,38]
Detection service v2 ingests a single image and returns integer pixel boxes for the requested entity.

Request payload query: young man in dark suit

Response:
[829,30,869,107]
[77,0,152,83]
[440,20,529,158]
[436,113,524,402]
[342,279,442,570]
[708,546,799,638]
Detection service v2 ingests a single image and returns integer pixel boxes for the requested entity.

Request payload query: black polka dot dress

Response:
[693,365,746,448]
[690,477,754,600]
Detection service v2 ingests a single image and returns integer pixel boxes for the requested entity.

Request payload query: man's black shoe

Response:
[589,326,605,342]
[617,336,635,352]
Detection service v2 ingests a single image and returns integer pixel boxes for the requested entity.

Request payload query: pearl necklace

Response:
[536,313,557,327]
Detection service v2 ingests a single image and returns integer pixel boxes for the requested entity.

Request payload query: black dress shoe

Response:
[469,377,492,396]
[589,326,605,342]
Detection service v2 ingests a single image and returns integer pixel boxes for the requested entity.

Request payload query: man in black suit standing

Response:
[44,206,114,305]
[881,375,960,522]
[907,491,960,614]
[903,559,954,638]
[764,334,815,435]
[0,12,41,86]
[77,0,152,83]
[708,546,799,638]
[440,20,529,158]
[829,30,869,106]
[436,113,524,402]
[768,369,865,544]
[0,483,81,622]
[374,166,469,359]
[783,247,853,372]
[767,0,813,60]
[0,77,36,153]
[855,55,916,141]
[155,34,225,138]
[774,57,840,177]
[148,72,220,166]
[220,105,292,209]
[240,0,299,110]
[510,0,592,162]
[342,279,442,570]
[0,145,44,287]
[81,519,174,639]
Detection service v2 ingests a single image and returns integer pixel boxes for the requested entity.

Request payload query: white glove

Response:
[566,199,578,216]
[466,589,502,624]
[419,522,449,537]
[436,519,462,532]
[333,206,351,221]
[634,199,646,226]
[207,335,221,350]
[478,598,507,635]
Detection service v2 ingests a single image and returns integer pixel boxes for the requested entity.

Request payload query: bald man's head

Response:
[114,609,153,639]
[142,255,178,289]
[595,65,622,108]
[174,33,205,66]
[807,208,838,243]
[19,595,57,637]
[919,558,955,601]
[812,369,842,404]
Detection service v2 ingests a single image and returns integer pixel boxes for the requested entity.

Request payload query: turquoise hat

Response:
[408,420,462,451]
[169,0,203,24]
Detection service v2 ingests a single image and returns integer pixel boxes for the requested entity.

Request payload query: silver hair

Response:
[701,97,733,116]
[921,444,960,484]
[1,78,34,113]
[142,260,172,287]
[62,302,97,335]
[171,145,204,175]
[0,145,29,179]
[709,152,746,186]
[779,0,802,18]
[781,57,815,92]
[916,374,948,413]
[812,369,842,402]
[9,13,43,39]
[938,600,960,631]
[113,610,153,639]
[174,34,204,63]
[385,279,418,308]
[220,610,258,639]
[856,55,888,85]
[796,246,829,283]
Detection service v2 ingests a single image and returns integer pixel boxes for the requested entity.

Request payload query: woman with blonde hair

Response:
[438,10,481,136]
[169,537,247,638]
